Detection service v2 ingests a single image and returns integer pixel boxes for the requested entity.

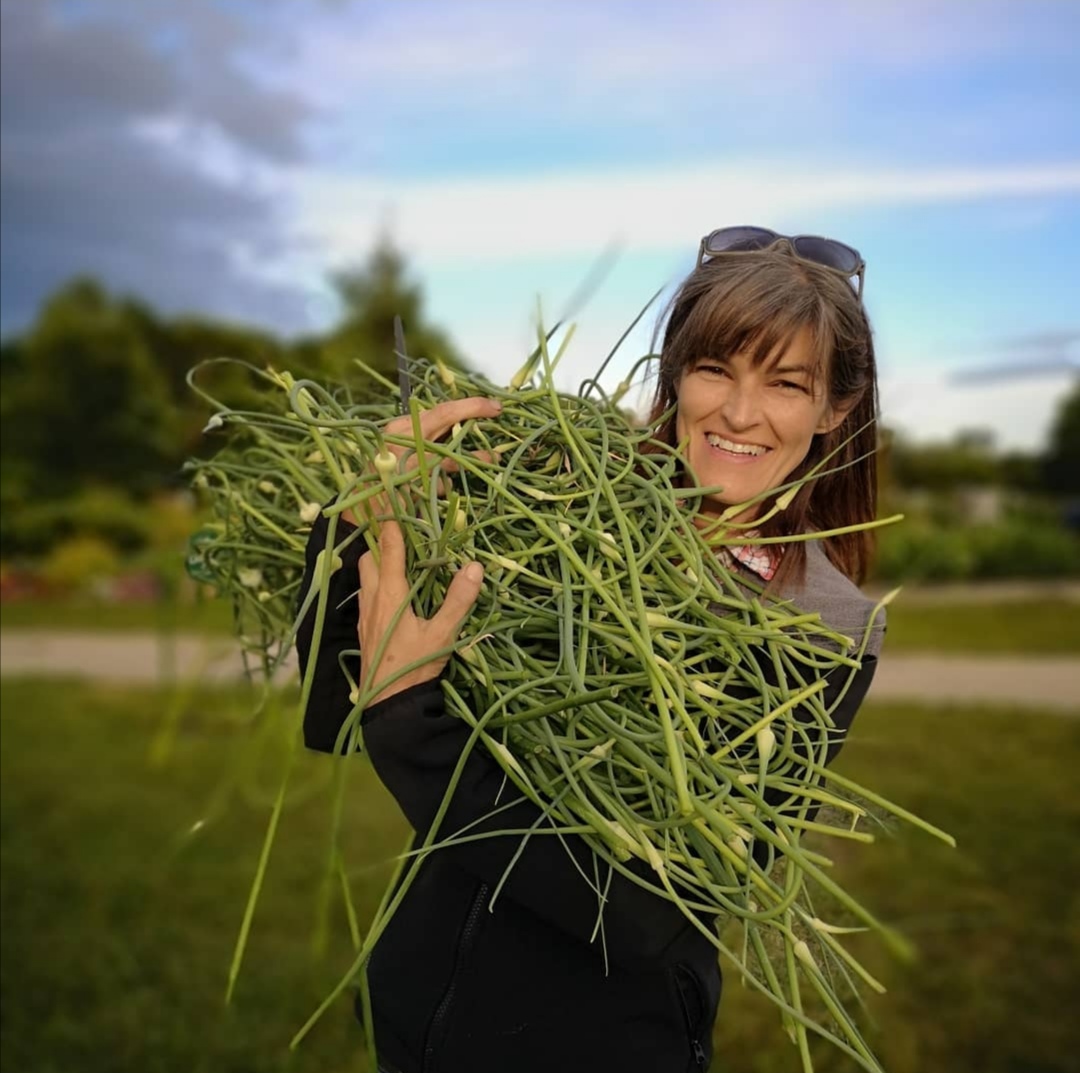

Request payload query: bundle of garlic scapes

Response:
[185,333,952,1073]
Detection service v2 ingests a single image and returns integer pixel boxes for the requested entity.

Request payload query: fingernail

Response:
[491,400,503,413]
[465,562,484,582]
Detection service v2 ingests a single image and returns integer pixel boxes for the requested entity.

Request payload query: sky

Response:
[1,0,1077,451]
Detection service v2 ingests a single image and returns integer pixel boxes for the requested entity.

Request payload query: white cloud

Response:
[281,0,1073,104]
[880,369,1076,452]
[285,159,1080,265]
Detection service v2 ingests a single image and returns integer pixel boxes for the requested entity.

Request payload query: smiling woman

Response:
[289,227,894,1073]
[675,327,851,518]
[650,232,879,587]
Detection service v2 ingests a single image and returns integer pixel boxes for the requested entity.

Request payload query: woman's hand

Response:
[350,395,500,703]
[345,395,503,528]
[358,518,485,704]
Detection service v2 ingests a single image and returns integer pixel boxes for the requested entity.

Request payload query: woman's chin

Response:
[695,494,761,526]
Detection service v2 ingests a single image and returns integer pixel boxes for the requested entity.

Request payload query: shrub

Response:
[968,521,1080,579]
[39,535,121,593]
[873,519,1080,582]
[874,524,977,582]
[2,487,150,557]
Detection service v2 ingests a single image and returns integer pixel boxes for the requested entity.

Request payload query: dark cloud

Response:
[0,1,319,336]
[947,328,1080,384]
[0,6,179,137]
[993,329,1080,355]
[950,328,1079,385]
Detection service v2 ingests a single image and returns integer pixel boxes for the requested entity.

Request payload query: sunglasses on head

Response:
[698,226,866,298]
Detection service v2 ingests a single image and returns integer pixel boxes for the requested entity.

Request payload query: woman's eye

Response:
[696,363,728,377]
[775,380,806,392]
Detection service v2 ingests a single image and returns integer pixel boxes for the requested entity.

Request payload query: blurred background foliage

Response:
[0,238,471,597]
[1,236,1077,601]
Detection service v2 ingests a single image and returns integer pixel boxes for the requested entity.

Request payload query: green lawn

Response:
[2,679,1077,1073]
[3,594,1078,654]
[0,679,402,1073]
[0,596,235,634]
[882,597,1080,654]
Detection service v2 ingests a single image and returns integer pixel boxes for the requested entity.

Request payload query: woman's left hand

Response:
[358,516,485,705]
[345,395,503,529]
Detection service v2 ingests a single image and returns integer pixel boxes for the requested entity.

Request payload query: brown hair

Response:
[648,242,879,586]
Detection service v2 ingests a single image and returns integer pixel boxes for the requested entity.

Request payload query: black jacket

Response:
[297,512,878,1073]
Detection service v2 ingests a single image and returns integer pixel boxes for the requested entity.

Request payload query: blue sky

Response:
[2,0,1077,449]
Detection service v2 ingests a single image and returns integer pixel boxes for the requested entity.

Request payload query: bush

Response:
[874,524,977,582]
[967,520,1080,578]
[39,535,121,592]
[2,486,151,556]
[873,519,1080,582]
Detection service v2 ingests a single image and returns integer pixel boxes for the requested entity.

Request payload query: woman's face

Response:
[674,326,846,519]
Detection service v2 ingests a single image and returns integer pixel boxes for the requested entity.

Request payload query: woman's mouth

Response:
[704,433,771,461]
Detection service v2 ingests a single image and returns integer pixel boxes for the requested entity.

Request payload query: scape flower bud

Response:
[793,940,817,971]
[237,568,262,589]
[755,726,776,766]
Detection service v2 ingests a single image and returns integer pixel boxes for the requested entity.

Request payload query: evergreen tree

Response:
[317,237,465,397]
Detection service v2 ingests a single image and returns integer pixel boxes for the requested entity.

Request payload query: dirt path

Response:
[2,630,1078,710]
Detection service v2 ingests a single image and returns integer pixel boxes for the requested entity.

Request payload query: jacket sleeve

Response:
[295,508,365,754]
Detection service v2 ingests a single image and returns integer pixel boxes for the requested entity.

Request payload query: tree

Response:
[122,299,289,468]
[1043,379,1080,496]
[2,279,175,498]
[885,429,1000,492]
[0,240,468,558]
[316,237,465,396]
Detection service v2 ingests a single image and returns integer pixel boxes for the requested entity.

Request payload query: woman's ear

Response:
[816,396,857,435]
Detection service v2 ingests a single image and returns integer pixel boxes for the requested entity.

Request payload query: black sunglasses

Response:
[698,226,866,298]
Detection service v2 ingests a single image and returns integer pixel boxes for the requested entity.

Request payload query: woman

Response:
[298,227,885,1073]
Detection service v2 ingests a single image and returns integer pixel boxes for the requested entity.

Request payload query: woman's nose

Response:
[720,379,760,429]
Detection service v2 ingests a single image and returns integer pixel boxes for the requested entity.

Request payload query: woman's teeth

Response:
[706,434,768,456]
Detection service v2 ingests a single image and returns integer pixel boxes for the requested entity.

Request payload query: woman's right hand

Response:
[345,395,502,702]
[344,395,503,529]
[358,517,486,703]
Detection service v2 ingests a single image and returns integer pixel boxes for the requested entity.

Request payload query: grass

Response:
[3,594,1078,654]
[0,678,403,1073]
[882,598,1080,654]
[2,678,1078,1073]
[0,596,235,634]
[719,698,1080,1073]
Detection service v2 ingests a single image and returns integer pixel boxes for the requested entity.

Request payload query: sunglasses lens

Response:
[791,236,862,274]
[704,226,780,255]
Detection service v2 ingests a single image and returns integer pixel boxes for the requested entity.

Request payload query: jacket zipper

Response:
[421,881,489,1073]
[674,964,708,1071]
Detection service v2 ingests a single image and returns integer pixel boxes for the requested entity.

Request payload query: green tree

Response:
[316,237,465,395]
[886,429,1000,492]
[122,299,288,468]
[1043,379,1080,496]
[2,279,175,497]
[0,240,467,558]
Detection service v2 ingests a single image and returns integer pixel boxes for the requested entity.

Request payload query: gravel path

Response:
[2,630,1077,710]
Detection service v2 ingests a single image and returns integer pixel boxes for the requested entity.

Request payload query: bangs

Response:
[663,261,836,384]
